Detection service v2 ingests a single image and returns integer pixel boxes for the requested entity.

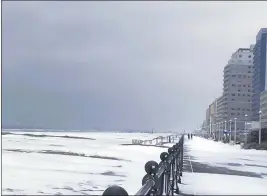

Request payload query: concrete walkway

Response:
[179,137,267,195]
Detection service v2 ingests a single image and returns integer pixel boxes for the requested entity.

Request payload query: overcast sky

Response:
[2,1,267,131]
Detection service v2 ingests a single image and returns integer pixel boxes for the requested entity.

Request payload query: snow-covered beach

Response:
[2,131,172,195]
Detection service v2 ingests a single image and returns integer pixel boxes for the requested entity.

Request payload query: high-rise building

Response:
[222,46,254,130]
[252,28,267,121]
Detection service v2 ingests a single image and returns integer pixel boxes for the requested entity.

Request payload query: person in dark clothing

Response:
[191,134,193,139]
[188,133,190,139]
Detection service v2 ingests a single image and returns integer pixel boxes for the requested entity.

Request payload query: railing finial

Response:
[102,185,128,196]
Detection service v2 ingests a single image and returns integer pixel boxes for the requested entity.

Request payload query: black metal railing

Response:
[102,135,184,196]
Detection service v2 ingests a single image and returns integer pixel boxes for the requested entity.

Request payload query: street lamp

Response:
[216,123,219,140]
[259,110,262,145]
[209,116,212,138]
[224,120,227,141]
[234,118,237,144]
[229,119,232,143]
[245,114,248,144]
[219,122,221,141]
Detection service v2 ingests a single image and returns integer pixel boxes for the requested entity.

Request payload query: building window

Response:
[243,94,245,96]
[248,85,251,87]
[232,84,236,87]
[237,108,240,111]
[248,66,251,68]
[232,99,235,101]
[243,75,246,78]
[248,89,251,92]
[238,89,241,92]
[248,71,251,73]
[239,55,242,58]
[232,75,236,77]
[237,113,240,115]
[243,84,246,87]
[248,99,250,102]
[242,108,245,111]
[238,93,240,96]
[248,94,251,97]
[238,84,241,87]
[232,93,235,96]
[238,75,242,78]
[231,113,235,115]
[232,108,235,110]
[247,109,250,111]
[248,55,251,58]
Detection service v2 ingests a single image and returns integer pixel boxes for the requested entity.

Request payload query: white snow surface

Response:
[3,132,267,195]
[180,137,267,195]
[2,131,176,195]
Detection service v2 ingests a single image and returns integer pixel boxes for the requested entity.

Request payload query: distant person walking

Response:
[191,134,193,139]
[188,133,190,139]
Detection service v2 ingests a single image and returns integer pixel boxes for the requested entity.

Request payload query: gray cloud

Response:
[2,1,267,131]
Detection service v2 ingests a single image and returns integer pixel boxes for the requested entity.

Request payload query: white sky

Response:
[2,1,267,131]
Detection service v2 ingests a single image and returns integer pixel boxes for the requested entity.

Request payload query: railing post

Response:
[139,160,160,196]
[180,135,184,176]
[173,143,180,194]
[159,152,169,195]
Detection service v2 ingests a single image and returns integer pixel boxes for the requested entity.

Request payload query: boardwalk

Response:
[180,137,267,195]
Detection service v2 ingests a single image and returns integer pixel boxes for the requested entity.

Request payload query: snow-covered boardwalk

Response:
[180,137,267,195]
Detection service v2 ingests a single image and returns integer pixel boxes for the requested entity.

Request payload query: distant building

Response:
[216,95,224,123]
[252,28,267,121]
[208,99,218,134]
[201,120,208,131]
[206,107,210,125]
[221,46,254,130]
